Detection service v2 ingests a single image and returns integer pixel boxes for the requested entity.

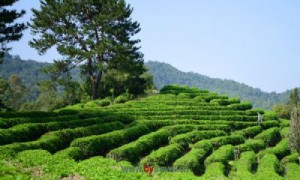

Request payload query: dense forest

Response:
[146,61,293,109]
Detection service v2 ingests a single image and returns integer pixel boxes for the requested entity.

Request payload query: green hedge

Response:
[192,135,244,149]
[0,122,125,158]
[140,143,184,166]
[201,162,228,180]
[227,101,252,111]
[0,116,131,145]
[0,111,58,118]
[281,153,299,165]
[256,154,283,180]
[254,127,281,147]
[237,139,266,153]
[0,115,79,129]
[258,139,291,160]
[232,126,262,138]
[261,120,280,129]
[204,144,234,165]
[210,98,240,106]
[285,163,300,180]
[229,151,256,179]
[71,124,150,158]
[170,130,226,145]
[106,129,170,164]
[173,142,213,175]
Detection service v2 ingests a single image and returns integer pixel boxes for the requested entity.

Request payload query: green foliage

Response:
[147,61,290,109]
[256,154,283,180]
[204,144,234,166]
[254,127,281,146]
[170,130,226,145]
[30,0,144,100]
[229,151,256,179]
[227,101,252,111]
[0,0,26,61]
[258,139,291,160]
[237,139,266,152]
[289,107,300,158]
[173,143,213,175]
[107,129,170,164]
[201,162,228,180]
[281,153,299,165]
[273,104,291,119]
[114,93,132,104]
[140,143,184,166]
[285,163,300,180]
[232,126,262,138]
[71,124,150,158]
[0,121,125,158]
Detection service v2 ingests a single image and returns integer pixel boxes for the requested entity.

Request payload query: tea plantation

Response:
[0,85,299,179]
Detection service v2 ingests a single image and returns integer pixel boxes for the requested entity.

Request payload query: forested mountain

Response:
[0,55,293,109]
[145,61,292,109]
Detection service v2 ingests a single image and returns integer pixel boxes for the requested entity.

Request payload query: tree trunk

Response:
[91,81,98,100]
[91,70,102,100]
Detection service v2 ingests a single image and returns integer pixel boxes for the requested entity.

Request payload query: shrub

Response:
[258,139,291,160]
[232,126,262,138]
[173,143,213,175]
[98,98,111,107]
[114,93,132,104]
[256,154,283,180]
[285,163,300,180]
[106,129,170,164]
[57,109,79,115]
[140,143,184,166]
[210,98,240,106]
[254,127,281,147]
[71,124,150,158]
[201,162,227,180]
[237,139,266,153]
[229,151,256,179]
[261,120,280,129]
[170,130,226,144]
[0,111,58,118]
[228,101,252,111]
[263,111,279,120]
[204,144,234,165]
[281,153,299,165]
[192,135,244,149]
[0,122,125,158]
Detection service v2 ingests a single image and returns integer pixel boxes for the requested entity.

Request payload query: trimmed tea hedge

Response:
[70,124,150,158]
[204,144,234,165]
[229,151,256,179]
[256,154,283,180]
[140,143,184,166]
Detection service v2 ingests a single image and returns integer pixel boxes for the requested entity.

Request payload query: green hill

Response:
[146,61,291,109]
[0,55,294,109]
[0,85,297,179]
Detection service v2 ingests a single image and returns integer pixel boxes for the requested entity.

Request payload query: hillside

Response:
[0,85,297,179]
[146,61,291,109]
[0,54,292,109]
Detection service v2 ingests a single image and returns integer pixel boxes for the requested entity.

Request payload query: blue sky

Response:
[9,0,300,93]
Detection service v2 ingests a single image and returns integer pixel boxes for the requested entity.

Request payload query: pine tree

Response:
[30,0,143,99]
[0,0,26,63]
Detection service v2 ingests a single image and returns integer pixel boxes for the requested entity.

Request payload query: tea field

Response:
[0,85,299,179]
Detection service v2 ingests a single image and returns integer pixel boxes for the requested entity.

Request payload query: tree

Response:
[289,107,300,164]
[30,0,143,99]
[0,0,26,63]
[289,88,299,107]
[0,75,27,111]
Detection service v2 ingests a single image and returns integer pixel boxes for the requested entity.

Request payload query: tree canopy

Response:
[0,0,26,63]
[30,0,144,99]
